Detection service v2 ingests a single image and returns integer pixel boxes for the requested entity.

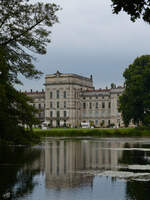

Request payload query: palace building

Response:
[25,71,124,128]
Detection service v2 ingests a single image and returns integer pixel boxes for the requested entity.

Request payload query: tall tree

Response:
[111,0,150,24]
[0,0,60,138]
[119,55,150,126]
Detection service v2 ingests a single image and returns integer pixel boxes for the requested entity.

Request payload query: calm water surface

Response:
[1,137,150,200]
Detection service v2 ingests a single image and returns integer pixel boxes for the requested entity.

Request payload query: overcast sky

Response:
[19,0,150,91]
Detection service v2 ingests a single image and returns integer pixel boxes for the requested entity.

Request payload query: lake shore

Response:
[33,127,150,138]
[1,127,150,145]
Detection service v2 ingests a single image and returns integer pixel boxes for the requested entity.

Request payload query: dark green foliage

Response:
[119,55,150,126]
[111,0,150,24]
[119,143,148,165]
[0,0,60,142]
[0,145,41,199]
[0,0,60,84]
[126,181,150,200]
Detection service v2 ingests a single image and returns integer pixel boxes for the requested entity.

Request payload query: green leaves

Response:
[119,55,150,126]
[111,0,150,24]
[0,0,60,139]
[0,0,60,83]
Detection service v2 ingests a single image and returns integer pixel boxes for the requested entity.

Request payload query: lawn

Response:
[33,127,150,137]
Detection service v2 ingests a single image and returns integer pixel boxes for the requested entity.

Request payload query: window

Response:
[96,102,98,108]
[64,111,67,117]
[96,96,98,99]
[57,111,60,118]
[83,102,86,109]
[108,102,111,108]
[56,90,59,99]
[89,102,92,109]
[39,104,41,109]
[64,91,67,98]
[50,111,53,117]
[50,91,53,99]
[102,102,105,108]
[64,101,66,108]
[50,102,53,108]
[57,102,59,108]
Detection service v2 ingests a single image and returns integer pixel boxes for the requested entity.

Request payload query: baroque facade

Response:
[26,71,124,127]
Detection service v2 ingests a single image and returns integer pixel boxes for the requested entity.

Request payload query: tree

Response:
[0,0,60,138]
[111,0,150,24]
[119,55,150,126]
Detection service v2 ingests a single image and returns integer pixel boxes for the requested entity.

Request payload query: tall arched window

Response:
[57,102,59,108]
[64,111,67,117]
[50,102,53,108]
[83,102,86,109]
[64,91,66,98]
[56,90,59,99]
[50,91,53,99]
[102,102,105,108]
[89,102,92,109]
[57,111,60,118]
[50,111,53,117]
[96,102,98,108]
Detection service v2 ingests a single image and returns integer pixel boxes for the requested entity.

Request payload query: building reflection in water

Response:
[44,139,124,189]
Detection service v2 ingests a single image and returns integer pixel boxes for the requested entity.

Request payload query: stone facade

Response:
[81,87,124,127]
[25,90,45,122]
[26,71,124,127]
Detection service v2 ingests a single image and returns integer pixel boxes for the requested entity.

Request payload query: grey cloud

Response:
[19,0,150,90]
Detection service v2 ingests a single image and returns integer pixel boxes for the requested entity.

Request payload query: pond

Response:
[1,137,150,200]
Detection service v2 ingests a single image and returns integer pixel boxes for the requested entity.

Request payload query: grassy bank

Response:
[33,127,150,138]
[1,127,150,145]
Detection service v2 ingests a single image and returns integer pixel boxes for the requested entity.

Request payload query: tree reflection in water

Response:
[119,142,150,200]
[126,181,150,200]
[119,143,149,165]
[0,145,42,200]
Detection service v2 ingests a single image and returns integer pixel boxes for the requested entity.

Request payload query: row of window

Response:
[83,96,108,100]
[33,103,45,109]
[50,111,67,118]
[83,102,111,109]
[36,102,111,110]
[50,101,66,109]
[49,101,111,109]
[50,91,67,99]
[82,111,108,117]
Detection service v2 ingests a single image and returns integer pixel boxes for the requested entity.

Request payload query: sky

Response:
[19,0,150,91]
